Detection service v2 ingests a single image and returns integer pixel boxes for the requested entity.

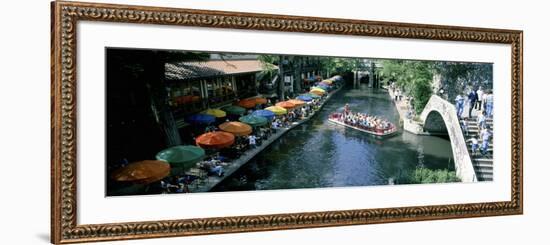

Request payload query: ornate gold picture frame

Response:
[51,0,523,243]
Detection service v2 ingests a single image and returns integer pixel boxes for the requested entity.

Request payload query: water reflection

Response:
[213,85,454,192]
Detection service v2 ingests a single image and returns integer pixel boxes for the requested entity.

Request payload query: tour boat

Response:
[328,113,398,137]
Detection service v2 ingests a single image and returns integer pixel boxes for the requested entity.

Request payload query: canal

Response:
[213,84,454,192]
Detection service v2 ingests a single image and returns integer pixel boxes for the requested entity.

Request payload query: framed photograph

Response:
[51,0,523,243]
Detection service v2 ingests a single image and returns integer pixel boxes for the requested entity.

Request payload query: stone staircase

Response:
[461,117,493,181]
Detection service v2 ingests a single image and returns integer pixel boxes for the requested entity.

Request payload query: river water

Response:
[213,84,454,192]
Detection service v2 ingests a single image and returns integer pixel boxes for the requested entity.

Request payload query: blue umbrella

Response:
[186,114,215,125]
[317,83,330,89]
[296,95,313,102]
[252,110,276,121]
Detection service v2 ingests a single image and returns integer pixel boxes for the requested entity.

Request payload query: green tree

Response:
[319,57,368,77]
[258,54,279,80]
[434,62,493,100]
[380,60,434,114]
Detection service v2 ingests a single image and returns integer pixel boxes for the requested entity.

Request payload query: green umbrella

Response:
[221,105,246,115]
[239,115,268,127]
[155,145,205,169]
[307,93,321,98]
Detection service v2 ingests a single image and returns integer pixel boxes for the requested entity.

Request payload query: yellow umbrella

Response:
[321,79,333,84]
[265,106,288,115]
[310,88,326,94]
[203,108,226,118]
[310,90,324,96]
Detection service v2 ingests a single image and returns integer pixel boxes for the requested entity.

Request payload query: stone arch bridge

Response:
[419,95,478,182]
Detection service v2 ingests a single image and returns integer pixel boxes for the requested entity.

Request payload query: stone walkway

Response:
[387,89,410,121]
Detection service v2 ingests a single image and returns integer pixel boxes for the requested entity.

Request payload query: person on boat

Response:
[339,111,393,133]
[344,103,351,115]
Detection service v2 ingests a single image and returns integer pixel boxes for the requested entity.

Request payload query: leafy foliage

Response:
[379,59,492,113]
[409,167,460,184]
[434,62,493,100]
[257,54,280,81]
[379,60,434,114]
[320,57,368,76]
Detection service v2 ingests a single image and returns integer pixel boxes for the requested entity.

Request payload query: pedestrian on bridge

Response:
[476,87,484,110]
[467,89,478,118]
[467,137,479,156]
[480,126,492,155]
[477,111,486,132]
[455,94,465,118]
[460,119,468,136]
[485,90,494,117]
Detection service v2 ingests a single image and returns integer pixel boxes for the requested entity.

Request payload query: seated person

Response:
[200,161,224,177]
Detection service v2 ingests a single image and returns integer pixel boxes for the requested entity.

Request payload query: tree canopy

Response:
[379,60,434,114]
[379,59,492,114]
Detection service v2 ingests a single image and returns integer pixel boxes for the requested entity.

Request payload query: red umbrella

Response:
[111,160,171,185]
[254,97,268,105]
[196,131,235,149]
[237,99,256,109]
[276,101,296,109]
